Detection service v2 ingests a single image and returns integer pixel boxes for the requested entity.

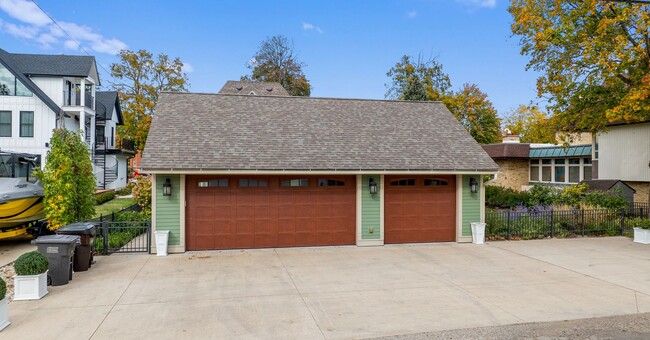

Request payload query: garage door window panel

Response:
[238,178,268,187]
[318,178,346,187]
[424,178,449,186]
[390,178,416,187]
[198,179,229,188]
[280,178,309,187]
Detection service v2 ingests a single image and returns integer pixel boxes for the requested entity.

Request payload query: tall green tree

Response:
[244,35,311,96]
[443,84,502,144]
[111,50,190,151]
[509,0,650,132]
[35,129,95,230]
[503,104,557,143]
[386,55,500,144]
[385,55,451,101]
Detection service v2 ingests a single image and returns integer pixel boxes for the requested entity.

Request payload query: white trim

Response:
[379,175,385,242]
[179,174,186,253]
[456,174,464,242]
[357,239,384,247]
[480,178,485,224]
[143,169,498,175]
[151,174,157,252]
[355,174,362,245]
[457,236,473,243]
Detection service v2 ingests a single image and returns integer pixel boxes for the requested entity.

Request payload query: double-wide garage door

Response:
[186,176,356,250]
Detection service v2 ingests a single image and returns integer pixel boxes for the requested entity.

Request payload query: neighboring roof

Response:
[0,49,63,117]
[95,91,124,125]
[579,180,636,193]
[482,143,530,159]
[218,80,290,96]
[142,93,499,172]
[8,52,98,83]
[529,145,592,158]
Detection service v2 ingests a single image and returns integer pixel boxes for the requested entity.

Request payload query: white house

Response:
[593,121,650,204]
[0,48,132,190]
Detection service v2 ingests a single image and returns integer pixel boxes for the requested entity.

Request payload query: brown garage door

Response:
[186,175,356,250]
[385,175,456,243]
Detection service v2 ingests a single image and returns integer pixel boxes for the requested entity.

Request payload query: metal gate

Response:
[94,220,151,255]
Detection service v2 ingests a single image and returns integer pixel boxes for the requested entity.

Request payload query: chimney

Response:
[502,128,520,143]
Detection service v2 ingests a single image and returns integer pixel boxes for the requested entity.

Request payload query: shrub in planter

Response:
[0,277,7,331]
[0,278,5,301]
[14,251,48,276]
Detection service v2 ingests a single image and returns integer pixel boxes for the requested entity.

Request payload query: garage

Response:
[385,175,456,243]
[186,175,356,250]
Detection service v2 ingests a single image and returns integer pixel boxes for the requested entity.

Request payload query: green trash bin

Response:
[56,222,97,271]
[32,235,79,286]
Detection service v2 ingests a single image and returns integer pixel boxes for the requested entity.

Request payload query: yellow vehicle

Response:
[0,152,46,240]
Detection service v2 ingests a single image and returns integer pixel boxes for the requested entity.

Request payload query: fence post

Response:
[508,210,510,241]
[620,208,625,236]
[581,208,585,237]
[550,209,554,238]
[111,211,115,222]
[102,221,109,255]
[147,220,152,254]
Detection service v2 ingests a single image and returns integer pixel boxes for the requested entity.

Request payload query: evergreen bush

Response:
[14,251,49,276]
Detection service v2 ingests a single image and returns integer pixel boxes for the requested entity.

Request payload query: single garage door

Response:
[385,175,456,243]
[186,175,356,250]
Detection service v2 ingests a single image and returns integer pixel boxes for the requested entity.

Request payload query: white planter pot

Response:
[471,222,486,245]
[13,271,48,301]
[155,230,170,256]
[0,297,9,331]
[633,228,650,244]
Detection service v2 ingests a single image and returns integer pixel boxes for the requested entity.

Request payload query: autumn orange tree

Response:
[510,0,650,132]
[111,50,189,151]
[503,105,557,143]
[386,55,501,144]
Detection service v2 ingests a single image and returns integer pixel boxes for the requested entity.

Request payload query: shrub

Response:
[114,211,149,222]
[485,185,530,209]
[95,191,116,205]
[132,176,151,216]
[14,251,49,276]
[528,184,560,207]
[116,187,132,196]
[0,278,5,300]
[626,218,650,229]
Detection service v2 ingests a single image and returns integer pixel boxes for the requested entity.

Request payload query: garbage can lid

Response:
[32,234,81,244]
[57,222,97,234]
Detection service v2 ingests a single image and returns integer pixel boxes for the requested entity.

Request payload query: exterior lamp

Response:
[369,178,378,195]
[469,177,478,194]
[163,178,172,196]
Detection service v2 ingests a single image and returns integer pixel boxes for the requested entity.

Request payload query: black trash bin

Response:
[56,222,97,272]
[32,235,80,286]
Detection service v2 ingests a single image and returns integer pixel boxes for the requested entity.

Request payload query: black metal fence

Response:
[88,204,151,255]
[486,204,649,241]
[88,203,142,223]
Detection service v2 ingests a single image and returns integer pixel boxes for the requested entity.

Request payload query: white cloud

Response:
[302,22,323,34]
[456,0,497,8]
[182,62,194,73]
[0,0,127,54]
[407,11,417,18]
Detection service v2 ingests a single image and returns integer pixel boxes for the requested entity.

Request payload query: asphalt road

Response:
[372,312,650,340]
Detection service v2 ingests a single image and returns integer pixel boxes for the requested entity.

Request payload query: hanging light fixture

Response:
[369,178,378,195]
[469,177,478,194]
[163,178,172,196]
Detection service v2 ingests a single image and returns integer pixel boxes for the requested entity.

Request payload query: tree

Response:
[509,0,650,132]
[244,35,311,96]
[443,84,502,144]
[111,50,189,151]
[503,105,557,143]
[35,129,96,230]
[385,55,451,101]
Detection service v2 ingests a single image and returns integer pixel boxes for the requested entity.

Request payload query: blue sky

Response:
[0,0,541,115]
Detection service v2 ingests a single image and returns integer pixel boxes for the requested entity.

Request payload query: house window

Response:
[554,159,566,183]
[318,179,345,186]
[424,178,448,186]
[239,179,268,187]
[583,158,592,180]
[0,111,11,137]
[111,127,114,146]
[198,179,228,187]
[390,178,415,186]
[529,159,539,182]
[19,111,33,137]
[541,159,551,181]
[568,158,580,183]
[0,64,32,97]
[281,178,308,187]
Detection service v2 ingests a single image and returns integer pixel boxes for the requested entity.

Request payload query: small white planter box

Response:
[155,231,170,256]
[13,271,48,301]
[0,297,9,331]
[633,228,650,244]
[471,222,486,245]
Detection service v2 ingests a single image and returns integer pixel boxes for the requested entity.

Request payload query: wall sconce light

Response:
[469,177,478,194]
[163,178,172,196]
[369,178,378,195]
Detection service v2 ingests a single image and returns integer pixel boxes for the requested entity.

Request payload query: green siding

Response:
[155,175,181,246]
[462,175,480,237]
[361,175,381,240]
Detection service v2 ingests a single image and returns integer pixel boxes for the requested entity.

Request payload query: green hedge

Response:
[95,191,116,205]
[486,183,629,210]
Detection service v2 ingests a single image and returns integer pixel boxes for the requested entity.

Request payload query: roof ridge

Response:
[160,91,444,104]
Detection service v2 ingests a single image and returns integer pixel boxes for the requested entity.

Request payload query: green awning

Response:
[529,145,592,158]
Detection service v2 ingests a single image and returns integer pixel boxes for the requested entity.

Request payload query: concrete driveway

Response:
[0,236,36,267]
[3,237,650,339]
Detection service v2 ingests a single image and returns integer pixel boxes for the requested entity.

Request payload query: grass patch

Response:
[93,197,134,218]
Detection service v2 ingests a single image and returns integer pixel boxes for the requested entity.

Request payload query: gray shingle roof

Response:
[9,53,96,79]
[218,80,290,96]
[141,93,499,172]
[95,91,123,124]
